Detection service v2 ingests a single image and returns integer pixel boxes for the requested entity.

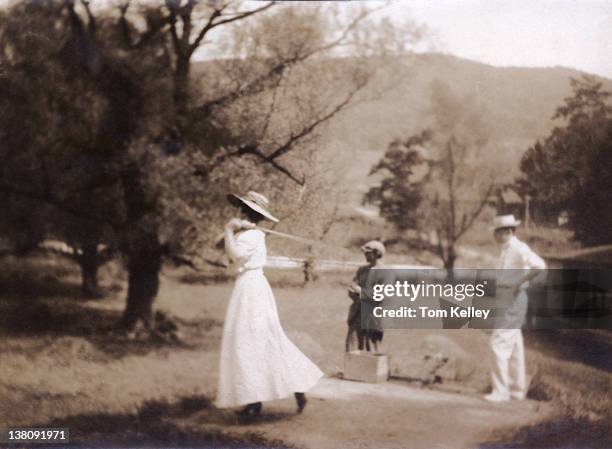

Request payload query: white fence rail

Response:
[265,256,433,271]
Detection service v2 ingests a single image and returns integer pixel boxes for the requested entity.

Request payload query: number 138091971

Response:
[1,428,69,443]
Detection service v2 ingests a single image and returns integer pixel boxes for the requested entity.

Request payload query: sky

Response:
[192,0,611,78]
[2,0,607,78]
[380,0,612,78]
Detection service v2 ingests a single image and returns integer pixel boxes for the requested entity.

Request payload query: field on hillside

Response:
[0,254,609,448]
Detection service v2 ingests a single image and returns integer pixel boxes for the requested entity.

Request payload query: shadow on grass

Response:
[0,293,220,359]
[34,395,297,449]
[0,268,82,300]
[0,295,119,335]
[0,256,220,359]
[480,416,611,449]
[524,330,612,372]
[179,271,233,285]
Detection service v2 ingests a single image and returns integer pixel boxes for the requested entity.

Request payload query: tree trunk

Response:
[118,161,164,332]
[79,243,101,298]
[174,53,190,116]
[121,241,163,331]
[444,244,456,270]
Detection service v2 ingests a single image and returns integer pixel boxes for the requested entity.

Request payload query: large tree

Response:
[0,0,132,295]
[0,0,409,331]
[517,76,612,245]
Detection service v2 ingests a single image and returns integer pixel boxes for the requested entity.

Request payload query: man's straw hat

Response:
[227,191,279,223]
[490,214,521,231]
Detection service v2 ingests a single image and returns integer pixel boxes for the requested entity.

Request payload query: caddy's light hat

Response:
[490,214,521,231]
[361,240,386,257]
[227,191,279,223]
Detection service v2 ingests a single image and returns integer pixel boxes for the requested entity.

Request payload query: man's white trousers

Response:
[490,328,526,399]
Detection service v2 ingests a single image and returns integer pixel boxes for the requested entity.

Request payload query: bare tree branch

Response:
[455,182,495,240]
[194,55,298,117]
[195,144,304,185]
[194,4,380,117]
[447,138,457,244]
[179,0,196,50]
[166,1,182,54]
[301,5,382,57]
[240,146,305,184]
[195,72,369,185]
[189,1,236,52]
[80,0,96,35]
[265,76,368,161]
[260,73,283,140]
[205,1,275,30]
[118,1,133,47]
[63,0,85,34]
[130,7,177,50]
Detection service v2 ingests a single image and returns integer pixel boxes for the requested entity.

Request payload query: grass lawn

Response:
[0,254,609,448]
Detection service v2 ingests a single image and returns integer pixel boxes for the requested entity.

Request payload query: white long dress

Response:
[216,229,323,408]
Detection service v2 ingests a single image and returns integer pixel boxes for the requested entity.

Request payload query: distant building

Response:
[490,187,565,228]
[492,188,523,219]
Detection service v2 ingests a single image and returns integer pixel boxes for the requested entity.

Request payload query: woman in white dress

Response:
[216,191,323,416]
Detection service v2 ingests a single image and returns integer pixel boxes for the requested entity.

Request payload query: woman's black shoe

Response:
[295,392,307,413]
[235,402,262,417]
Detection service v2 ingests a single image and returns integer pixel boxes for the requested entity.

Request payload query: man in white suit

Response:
[486,215,546,402]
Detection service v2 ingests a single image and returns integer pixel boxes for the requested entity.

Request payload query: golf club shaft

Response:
[216,226,319,247]
[254,226,319,246]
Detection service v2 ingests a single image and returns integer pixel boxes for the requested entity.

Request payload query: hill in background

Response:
[192,53,611,225]
[315,53,612,207]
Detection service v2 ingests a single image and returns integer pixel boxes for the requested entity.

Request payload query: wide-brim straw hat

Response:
[490,214,521,231]
[227,191,279,223]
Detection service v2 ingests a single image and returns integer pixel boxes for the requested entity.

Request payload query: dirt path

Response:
[169,378,551,449]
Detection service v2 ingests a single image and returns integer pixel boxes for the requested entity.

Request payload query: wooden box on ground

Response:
[343,351,389,383]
